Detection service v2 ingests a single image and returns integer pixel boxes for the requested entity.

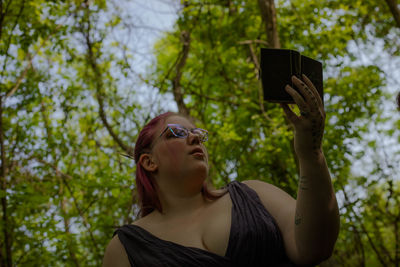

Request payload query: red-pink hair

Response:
[134,112,226,218]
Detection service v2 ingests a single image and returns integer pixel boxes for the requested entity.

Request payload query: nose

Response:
[187,130,201,145]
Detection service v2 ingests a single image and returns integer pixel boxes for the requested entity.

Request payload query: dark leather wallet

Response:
[260,48,323,105]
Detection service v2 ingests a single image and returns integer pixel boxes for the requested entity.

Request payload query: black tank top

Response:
[113,181,297,266]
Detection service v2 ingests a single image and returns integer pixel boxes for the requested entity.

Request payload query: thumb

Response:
[280,103,297,122]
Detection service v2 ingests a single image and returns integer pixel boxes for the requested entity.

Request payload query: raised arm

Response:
[280,74,340,264]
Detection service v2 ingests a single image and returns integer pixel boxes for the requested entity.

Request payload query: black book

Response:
[260,48,323,105]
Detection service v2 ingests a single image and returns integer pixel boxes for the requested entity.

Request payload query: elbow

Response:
[312,233,339,264]
[319,246,335,263]
[295,252,334,266]
[296,253,333,266]
[294,212,340,265]
[295,239,338,266]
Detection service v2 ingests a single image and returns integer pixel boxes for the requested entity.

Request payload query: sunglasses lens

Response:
[171,127,187,137]
[193,129,208,142]
[166,125,208,142]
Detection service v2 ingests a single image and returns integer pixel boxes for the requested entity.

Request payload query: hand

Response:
[280,74,325,157]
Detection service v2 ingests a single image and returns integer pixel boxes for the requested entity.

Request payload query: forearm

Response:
[294,150,340,262]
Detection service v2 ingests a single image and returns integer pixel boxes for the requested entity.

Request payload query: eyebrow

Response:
[167,123,197,129]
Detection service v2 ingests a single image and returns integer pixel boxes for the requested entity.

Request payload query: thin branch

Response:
[58,182,81,267]
[79,2,134,158]
[5,24,62,99]
[237,42,274,128]
[340,184,389,266]
[1,0,26,79]
[247,43,260,72]
[172,29,191,117]
[34,157,101,257]
[237,39,270,46]
[0,95,12,267]
[0,0,16,41]
[384,0,400,28]
[351,225,366,266]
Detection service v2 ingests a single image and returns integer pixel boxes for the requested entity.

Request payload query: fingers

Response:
[285,84,309,112]
[280,103,298,122]
[302,74,323,107]
[291,75,320,111]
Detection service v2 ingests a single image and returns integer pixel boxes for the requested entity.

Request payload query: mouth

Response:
[189,147,204,156]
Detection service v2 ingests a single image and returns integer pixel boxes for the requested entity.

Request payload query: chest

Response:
[132,193,233,257]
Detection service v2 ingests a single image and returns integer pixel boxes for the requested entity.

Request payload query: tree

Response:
[1,0,142,265]
[1,0,399,266]
[151,0,400,265]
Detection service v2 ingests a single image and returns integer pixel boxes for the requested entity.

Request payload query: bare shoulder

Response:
[241,180,298,262]
[102,234,130,267]
[241,180,296,209]
[241,179,296,226]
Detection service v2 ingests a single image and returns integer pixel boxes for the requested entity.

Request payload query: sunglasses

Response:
[159,124,208,142]
[120,124,209,160]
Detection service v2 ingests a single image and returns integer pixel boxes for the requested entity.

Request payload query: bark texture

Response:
[257,0,281,48]
[172,30,191,117]
[384,0,400,28]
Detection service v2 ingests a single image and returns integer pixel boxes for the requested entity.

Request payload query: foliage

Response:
[1,0,399,266]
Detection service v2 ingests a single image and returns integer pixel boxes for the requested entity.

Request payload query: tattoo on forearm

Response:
[299,175,309,190]
[295,211,302,226]
[311,115,324,155]
[300,81,324,155]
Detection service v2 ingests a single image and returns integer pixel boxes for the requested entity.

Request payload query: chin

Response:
[193,166,208,177]
[187,163,209,181]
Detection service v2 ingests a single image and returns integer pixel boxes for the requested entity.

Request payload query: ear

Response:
[139,153,158,172]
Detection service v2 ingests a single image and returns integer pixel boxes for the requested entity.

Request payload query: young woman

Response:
[102,75,340,267]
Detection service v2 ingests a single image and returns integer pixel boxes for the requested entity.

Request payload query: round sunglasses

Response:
[159,124,208,142]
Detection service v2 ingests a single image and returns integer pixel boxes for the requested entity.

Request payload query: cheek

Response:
[158,141,186,165]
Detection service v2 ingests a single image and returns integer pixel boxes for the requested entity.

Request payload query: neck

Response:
[153,173,208,220]
[156,190,207,220]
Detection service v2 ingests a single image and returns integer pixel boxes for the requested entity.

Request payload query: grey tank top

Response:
[113,180,298,266]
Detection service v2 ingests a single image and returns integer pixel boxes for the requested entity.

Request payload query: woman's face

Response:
[150,115,209,181]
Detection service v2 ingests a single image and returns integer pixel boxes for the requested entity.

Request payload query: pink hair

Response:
[134,112,226,218]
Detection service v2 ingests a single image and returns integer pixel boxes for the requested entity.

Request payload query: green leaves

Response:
[151,0,400,265]
[2,0,400,266]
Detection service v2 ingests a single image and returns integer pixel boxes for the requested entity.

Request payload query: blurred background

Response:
[1,0,400,266]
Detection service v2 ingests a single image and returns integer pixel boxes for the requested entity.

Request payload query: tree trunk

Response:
[0,96,12,267]
[80,1,134,157]
[257,0,281,48]
[257,0,301,180]
[172,30,191,117]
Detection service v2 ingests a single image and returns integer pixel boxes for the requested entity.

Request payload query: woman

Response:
[102,75,340,266]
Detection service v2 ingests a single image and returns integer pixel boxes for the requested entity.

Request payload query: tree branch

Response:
[238,39,270,46]
[257,0,281,48]
[34,157,101,258]
[80,2,134,158]
[5,24,62,99]
[0,95,12,267]
[58,181,81,267]
[1,0,26,79]
[340,184,389,266]
[172,30,191,117]
[384,0,400,28]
